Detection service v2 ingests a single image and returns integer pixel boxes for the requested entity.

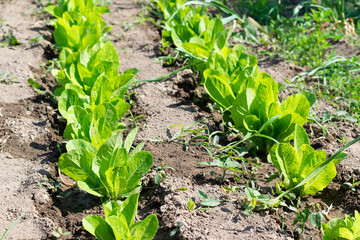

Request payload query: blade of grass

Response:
[291,56,353,82]
[138,64,192,82]
[1,205,31,240]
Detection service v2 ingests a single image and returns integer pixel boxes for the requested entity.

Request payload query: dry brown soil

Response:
[0,0,359,240]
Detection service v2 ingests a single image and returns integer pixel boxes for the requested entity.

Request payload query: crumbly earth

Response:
[0,0,56,239]
[0,0,359,240]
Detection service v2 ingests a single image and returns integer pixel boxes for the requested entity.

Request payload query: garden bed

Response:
[0,0,359,239]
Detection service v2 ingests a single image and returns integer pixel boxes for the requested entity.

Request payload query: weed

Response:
[40,59,60,78]
[198,148,245,182]
[0,205,31,240]
[1,26,20,47]
[121,21,135,32]
[154,162,174,185]
[52,227,70,239]
[27,34,43,46]
[38,179,62,193]
[187,198,195,211]
[0,70,17,84]
[169,222,184,237]
[293,208,310,234]
[293,55,360,120]
[310,211,325,229]
[22,100,34,110]
[241,186,280,216]
[197,190,221,208]
[343,179,360,191]
[167,119,214,150]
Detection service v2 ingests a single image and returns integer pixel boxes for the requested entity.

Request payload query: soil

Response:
[0,0,359,240]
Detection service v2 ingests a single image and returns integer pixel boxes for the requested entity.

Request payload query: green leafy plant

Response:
[153,162,174,185]
[197,190,221,208]
[46,0,110,20]
[59,129,152,200]
[197,149,244,182]
[293,55,360,119]
[152,0,205,47]
[171,14,231,73]
[55,41,137,98]
[61,102,128,149]
[230,74,310,154]
[187,198,195,212]
[1,26,20,47]
[343,179,360,192]
[83,193,158,240]
[48,0,158,238]
[47,0,112,51]
[268,125,347,196]
[293,208,310,234]
[202,44,312,154]
[52,227,71,239]
[321,210,360,240]
[205,51,310,154]
[203,44,259,113]
[0,70,17,84]
[310,211,325,230]
[241,187,280,216]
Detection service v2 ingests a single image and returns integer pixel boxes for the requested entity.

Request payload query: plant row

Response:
[151,0,359,238]
[46,0,158,239]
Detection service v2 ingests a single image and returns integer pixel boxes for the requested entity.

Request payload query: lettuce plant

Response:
[321,210,360,240]
[170,14,230,73]
[268,125,347,196]
[46,0,110,20]
[61,102,128,149]
[54,12,111,51]
[204,44,259,110]
[230,73,310,154]
[58,131,153,199]
[171,14,228,52]
[47,0,112,52]
[153,0,205,47]
[55,42,137,97]
[205,54,310,154]
[49,0,158,238]
[83,193,158,240]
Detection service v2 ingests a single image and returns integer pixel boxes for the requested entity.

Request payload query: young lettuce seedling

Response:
[61,102,129,149]
[204,45,310,154]
[204,44,259,113]
[49,1,112,52]
[55,42,138,98]
[153,0,206,48]
[170,14,231,73]
[46,0,110,20]
[268,125,348,196]
[83,193,158,240]
[59,129,152,200]
[321,210,360,240]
